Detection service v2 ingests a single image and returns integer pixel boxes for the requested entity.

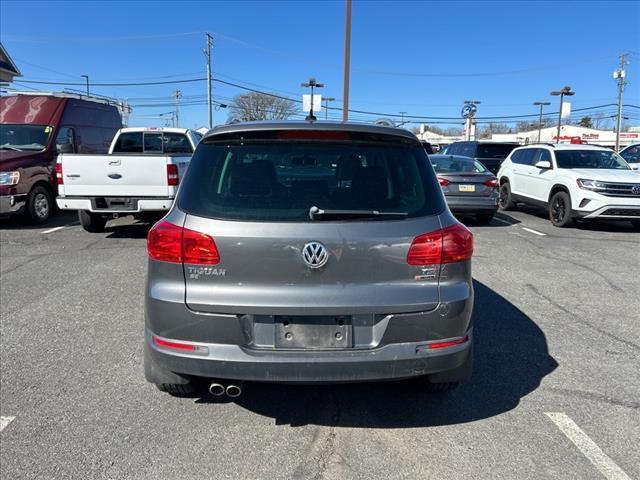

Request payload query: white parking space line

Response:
[0,416,15,432]
[545,412,632,480]
[522,226,546,236]
[41,226,67,234]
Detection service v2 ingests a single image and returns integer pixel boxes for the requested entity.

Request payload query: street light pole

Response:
[550,86,574,143]
[81,75,89,96]
[323,97,335,120]
[301,78,324,122]
[342,0,352,121]
[533,101,551,142]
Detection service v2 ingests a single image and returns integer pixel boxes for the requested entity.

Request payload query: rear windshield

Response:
[555,150,630,170]
[178,139,444,221]
[112,132,193,154]
[476,144,517,159]
[431,156,486,173]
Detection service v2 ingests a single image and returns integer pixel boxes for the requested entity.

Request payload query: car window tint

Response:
[179,141,444,222]
[143,133,163,152]
[476,144,517,159]
[163,133,193,153]
[112,132,143,153]
[458,143,475,157]
[620,145,640,162]
[431,156,486,173]
[55,127,76,153]
[555,150,630,169]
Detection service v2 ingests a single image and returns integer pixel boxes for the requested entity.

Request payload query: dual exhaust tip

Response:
[209,381,242,398]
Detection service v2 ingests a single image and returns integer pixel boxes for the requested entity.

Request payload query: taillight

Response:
[56,162,63,185]
[167,164,179,186]
[438,177,450,186]
[183,228,220,265]
[407,223,473,265]
[484,177,498,188]
[147,220,183,263]
[147,220,220,265]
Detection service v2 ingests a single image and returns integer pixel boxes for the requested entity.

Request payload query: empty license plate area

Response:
[93,197,137,210]
[275,316,352,349]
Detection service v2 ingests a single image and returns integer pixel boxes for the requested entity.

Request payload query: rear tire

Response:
[78,210,107,233]
[26,185,52,224]
[549,191,573,228]
[475,213,495,225]
[498,182,515,210]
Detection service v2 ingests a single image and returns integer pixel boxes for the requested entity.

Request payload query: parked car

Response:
[56,127,200,232]
[0,93,122,223]
[420,140,434,154]
[497,144,640,228]
[144,121,474,397]
[445,141,519,174]
[430,154,499,224]
[619,143,640,170]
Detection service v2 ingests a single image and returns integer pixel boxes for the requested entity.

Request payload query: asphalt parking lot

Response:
[1,209,638,480]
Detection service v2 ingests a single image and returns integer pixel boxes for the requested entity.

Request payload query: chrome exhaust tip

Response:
[225,383,242,398]
[208,382,225,396]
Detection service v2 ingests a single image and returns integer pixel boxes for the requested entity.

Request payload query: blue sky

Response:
[1,0,639,129]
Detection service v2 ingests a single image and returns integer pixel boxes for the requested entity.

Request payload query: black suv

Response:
[445,141,519,174]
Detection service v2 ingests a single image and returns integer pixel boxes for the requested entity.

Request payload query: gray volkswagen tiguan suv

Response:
[145,121,474,397]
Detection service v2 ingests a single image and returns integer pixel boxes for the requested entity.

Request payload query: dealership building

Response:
[491,124,639,148]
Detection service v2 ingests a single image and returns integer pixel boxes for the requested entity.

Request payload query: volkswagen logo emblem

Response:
[302,242,328,269]
[632,185,640,195]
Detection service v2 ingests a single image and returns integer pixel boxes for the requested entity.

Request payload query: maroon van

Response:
[0,93,122,223]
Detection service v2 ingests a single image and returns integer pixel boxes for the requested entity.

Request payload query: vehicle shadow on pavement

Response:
[457,212,521,227]
[104,220,155,239]
[196,280,558,428]
[0,210,78,230]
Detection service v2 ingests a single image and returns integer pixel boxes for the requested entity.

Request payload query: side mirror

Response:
[535,160,552,169]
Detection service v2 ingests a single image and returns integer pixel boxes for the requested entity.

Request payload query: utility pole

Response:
[301,78,324,122]
[399,111,407,126]
[174,89,182,128]
[205,32,214,129]
[550,86,574,143]
[533,101,551,142]
[81,75,89,96]
[614,52,627,151]
[342,0,352,121]
[323,97,335,120]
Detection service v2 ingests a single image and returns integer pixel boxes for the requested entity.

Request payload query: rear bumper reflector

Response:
[152,335,209,355]
[421,335,469,350]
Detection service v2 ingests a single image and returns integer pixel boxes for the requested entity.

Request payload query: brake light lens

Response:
[407,223,473,265]
[167,164,179,186]
[437,177,450,186]
[147,220,220,265]
[56,163,63,185]
[484,177,498,188]
[183,229,220,265]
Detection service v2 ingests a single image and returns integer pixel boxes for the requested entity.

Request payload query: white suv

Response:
[497,144,640,228]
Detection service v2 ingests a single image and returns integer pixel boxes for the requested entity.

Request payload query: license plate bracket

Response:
[274,316,352,349]
[459,184,476,192]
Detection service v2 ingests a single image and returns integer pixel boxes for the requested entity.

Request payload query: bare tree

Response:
[229,92,297,122]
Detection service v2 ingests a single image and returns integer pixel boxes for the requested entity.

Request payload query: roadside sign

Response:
[302,94,322,113]
[561,102,571,119]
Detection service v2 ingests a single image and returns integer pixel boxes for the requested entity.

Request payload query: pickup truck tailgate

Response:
[59,154,185,197]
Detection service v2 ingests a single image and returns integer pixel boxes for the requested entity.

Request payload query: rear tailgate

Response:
[59,154,187,197]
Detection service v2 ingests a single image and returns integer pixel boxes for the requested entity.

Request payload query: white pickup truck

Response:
[56,127,201,232]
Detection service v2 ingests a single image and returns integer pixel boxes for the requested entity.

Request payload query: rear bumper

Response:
[56,196,174,213]
[0,194,27,215]
[145,328,473,383]
[445,193,499,214]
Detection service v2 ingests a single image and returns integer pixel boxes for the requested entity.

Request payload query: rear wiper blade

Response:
[309,206,409,221]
